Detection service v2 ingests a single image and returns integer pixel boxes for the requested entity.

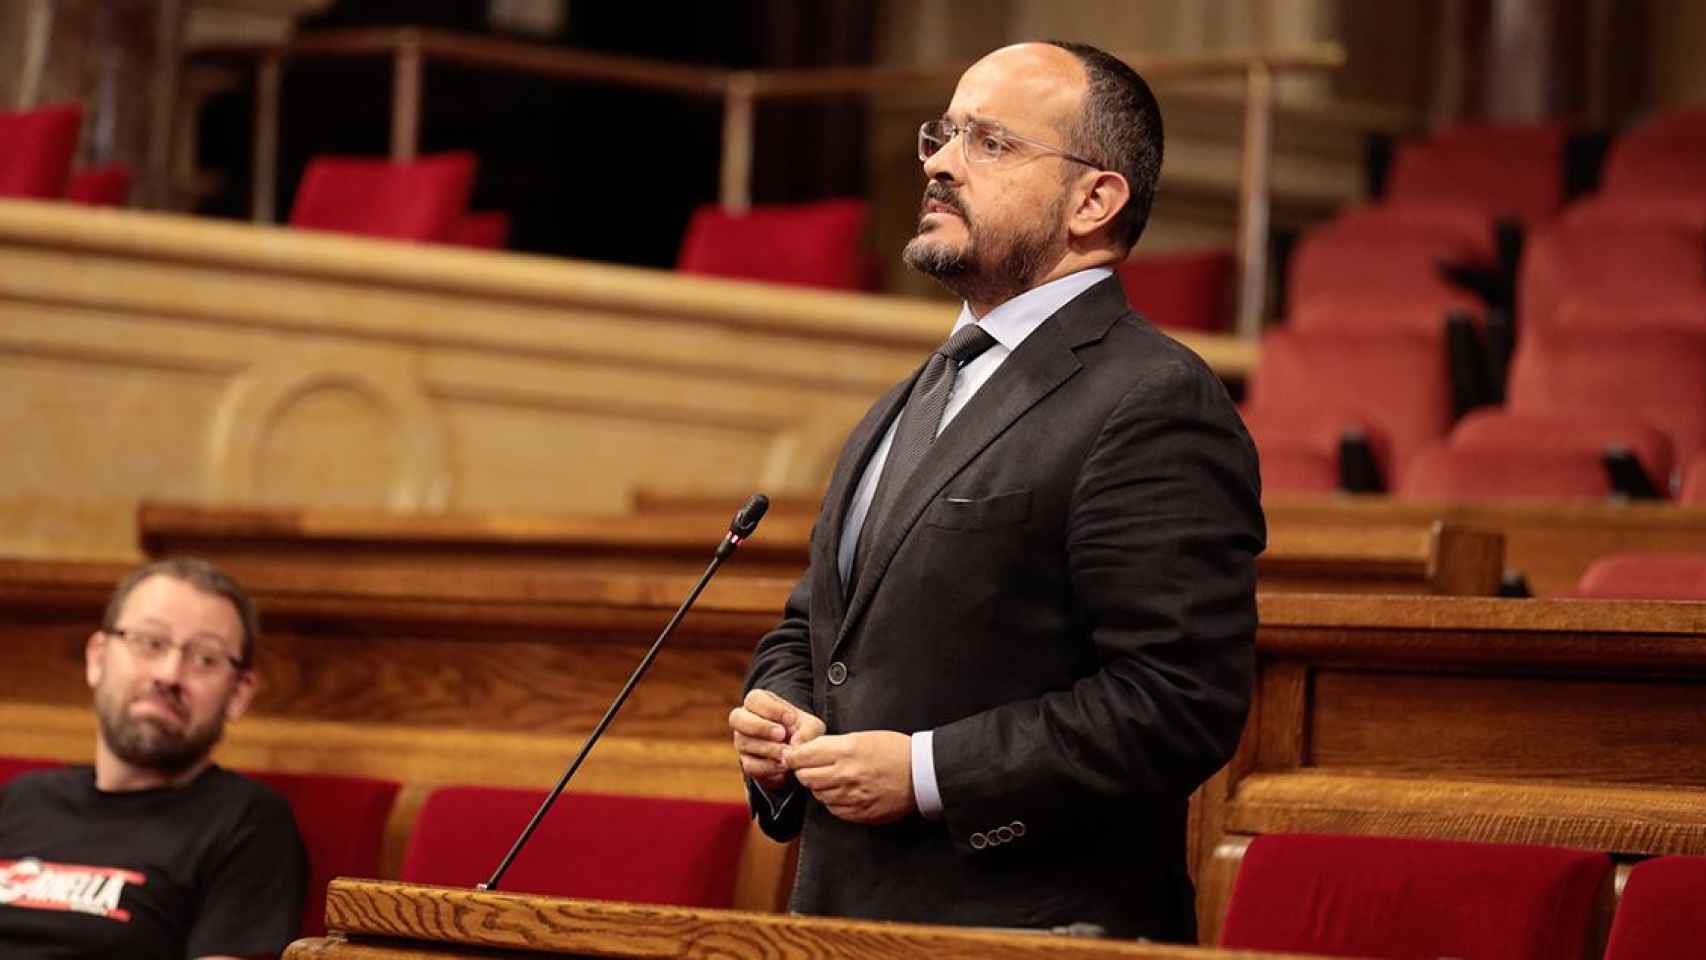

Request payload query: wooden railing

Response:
[195,26,1349,339]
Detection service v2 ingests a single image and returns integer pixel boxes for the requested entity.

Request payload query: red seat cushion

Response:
[0,756,61,786]
[65,164,130,206]
[0,103,82,199]
[1575,553,1706,600]
[1115,247,1233,331]
[245,770,400,938]
[400,787,749,908]
[289,152,476,242]
[1449,409,1675,493]
[1220,833,1609,959]
[676,199,867,290]
[1605,855,1706,959]
[1398,444,1613,501]
[1518,223,1706,332]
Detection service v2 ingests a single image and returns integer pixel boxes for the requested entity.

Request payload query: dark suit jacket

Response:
[743,276,1264,940]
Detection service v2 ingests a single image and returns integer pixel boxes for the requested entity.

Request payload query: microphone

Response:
[478,493,770,892]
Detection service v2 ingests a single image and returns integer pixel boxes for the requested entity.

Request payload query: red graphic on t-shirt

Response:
[0,858,143,922]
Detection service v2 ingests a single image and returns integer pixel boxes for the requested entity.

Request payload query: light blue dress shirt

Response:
[832,267,1114,819]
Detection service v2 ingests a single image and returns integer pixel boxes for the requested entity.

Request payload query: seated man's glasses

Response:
[918,118,1103,169]
[106,627,246,678]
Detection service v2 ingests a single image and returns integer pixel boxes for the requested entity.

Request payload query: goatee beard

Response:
[96,689,222,776]
[903,186,1064,308]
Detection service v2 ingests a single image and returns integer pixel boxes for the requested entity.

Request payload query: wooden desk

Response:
[1195,593,1706,942]
[284,879,1328,960]
[138,501,1504,596]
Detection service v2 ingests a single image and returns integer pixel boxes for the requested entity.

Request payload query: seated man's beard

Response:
[904,198,1065,307]
[95,687,224,775]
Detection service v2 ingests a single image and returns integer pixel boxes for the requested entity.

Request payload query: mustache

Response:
[131,684,188,721]
[921,181,968,220]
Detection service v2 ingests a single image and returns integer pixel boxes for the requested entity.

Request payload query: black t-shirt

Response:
[0,765,306,959]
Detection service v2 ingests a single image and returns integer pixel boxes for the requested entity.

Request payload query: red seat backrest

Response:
[1603,109,1706,196]
[0,103,82,199]
[400,786,749,908]
[289,152,476,242]
[1387,122,1568,225]
[1288,230,1477,309]
[1576,553,1706,601]
[65,164,131,206]
[676,199,868,290]
[444,210,510,249]
[1519,223,1706,332]
[1398,445,1613,501]
[1115,247,1233,331]
[1506,325,1706,468]
[1605,855,1706,959]
[245,770,400,938]
[1247,328,1453,481]
[1449,408,1676,492]
[1220,833,1610,959]
[1328,200,1500,265]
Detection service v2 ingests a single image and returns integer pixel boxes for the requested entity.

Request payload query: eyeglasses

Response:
[918,118,1102,169]
[105,627,246,678]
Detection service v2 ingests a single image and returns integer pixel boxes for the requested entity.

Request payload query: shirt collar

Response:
[950,267,1115,351]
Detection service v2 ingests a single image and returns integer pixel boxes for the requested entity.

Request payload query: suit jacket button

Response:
[827,661,848,685]
[970,832,988,850]
[1010,820,1027,837]
[995,826,1014,843]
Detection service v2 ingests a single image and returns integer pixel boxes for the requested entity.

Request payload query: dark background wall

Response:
[196,0,876,267]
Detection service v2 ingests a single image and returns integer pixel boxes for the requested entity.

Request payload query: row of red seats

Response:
[1222,832,1702,960]
[0,759,747,939]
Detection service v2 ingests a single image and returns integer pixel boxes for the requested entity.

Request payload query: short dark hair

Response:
[1045,40,1164,252]
[102,557,261,667]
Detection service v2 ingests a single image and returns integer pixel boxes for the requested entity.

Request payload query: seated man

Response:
[0,557,306,959]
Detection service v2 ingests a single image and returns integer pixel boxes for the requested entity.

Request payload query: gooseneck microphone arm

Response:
[478,493,770,892]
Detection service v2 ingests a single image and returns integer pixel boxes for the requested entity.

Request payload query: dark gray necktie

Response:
[852,323,999,586]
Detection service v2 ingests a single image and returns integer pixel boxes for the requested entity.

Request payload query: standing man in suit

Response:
[729,40,1263,941]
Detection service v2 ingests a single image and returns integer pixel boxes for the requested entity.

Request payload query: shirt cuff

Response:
[911,729,944,820]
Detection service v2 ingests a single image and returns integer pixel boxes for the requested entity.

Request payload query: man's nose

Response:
[922,138,962,182]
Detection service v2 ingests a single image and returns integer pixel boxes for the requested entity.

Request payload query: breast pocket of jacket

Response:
[923,489,1032,531]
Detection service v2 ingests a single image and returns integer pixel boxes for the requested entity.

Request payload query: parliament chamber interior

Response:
[3,1,1706,958]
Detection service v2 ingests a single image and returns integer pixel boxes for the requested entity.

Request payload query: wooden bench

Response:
[637,489,1706,597]
[1196,593,1706,945]
[138,501,1505,596]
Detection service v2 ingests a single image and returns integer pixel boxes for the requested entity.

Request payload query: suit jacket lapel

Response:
[818,374,918,621]
[834,276,1131,652]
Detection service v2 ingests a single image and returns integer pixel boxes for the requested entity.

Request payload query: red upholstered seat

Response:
[0,103,82,199]
[1289,230,1476,309]
[1115,247,1233,331]
[1518,223,1706,332]
[245,770,400,938]
[1558,191,1706,235]
[1387,122,1568,225]
[1550,296,1706,336]
[1504,325,1706,472]
[1289,292,1484,338]
[676,198,868,290]
[400,787,750,908]
[1603,109,1706,196]
[0,756,61,786]
[1683,452,1706,504]
[1220,833,1610,959]
[1326,201,1501,266]
[65,164,130,206]
[445,210,510,249]
[1398,444,1612,500]
[1238,408,1361,494]
[1244,328,1452,490]
[289,152,476,242]
[1447,409,1676,494]
[1575,553,1706,600]
[1605,855,1706,959]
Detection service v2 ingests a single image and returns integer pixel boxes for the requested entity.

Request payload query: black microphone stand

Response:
[478,494,769,891]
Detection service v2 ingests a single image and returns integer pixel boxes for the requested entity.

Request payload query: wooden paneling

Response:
[1196,592,1706,938]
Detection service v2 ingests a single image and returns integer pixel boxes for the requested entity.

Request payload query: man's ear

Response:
[86,631,106,691]
[224,669,258,723]
[1068,170,1131,241]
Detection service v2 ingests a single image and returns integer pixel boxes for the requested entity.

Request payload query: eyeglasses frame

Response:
[104,626,248,676]
[918,117,1103,170]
